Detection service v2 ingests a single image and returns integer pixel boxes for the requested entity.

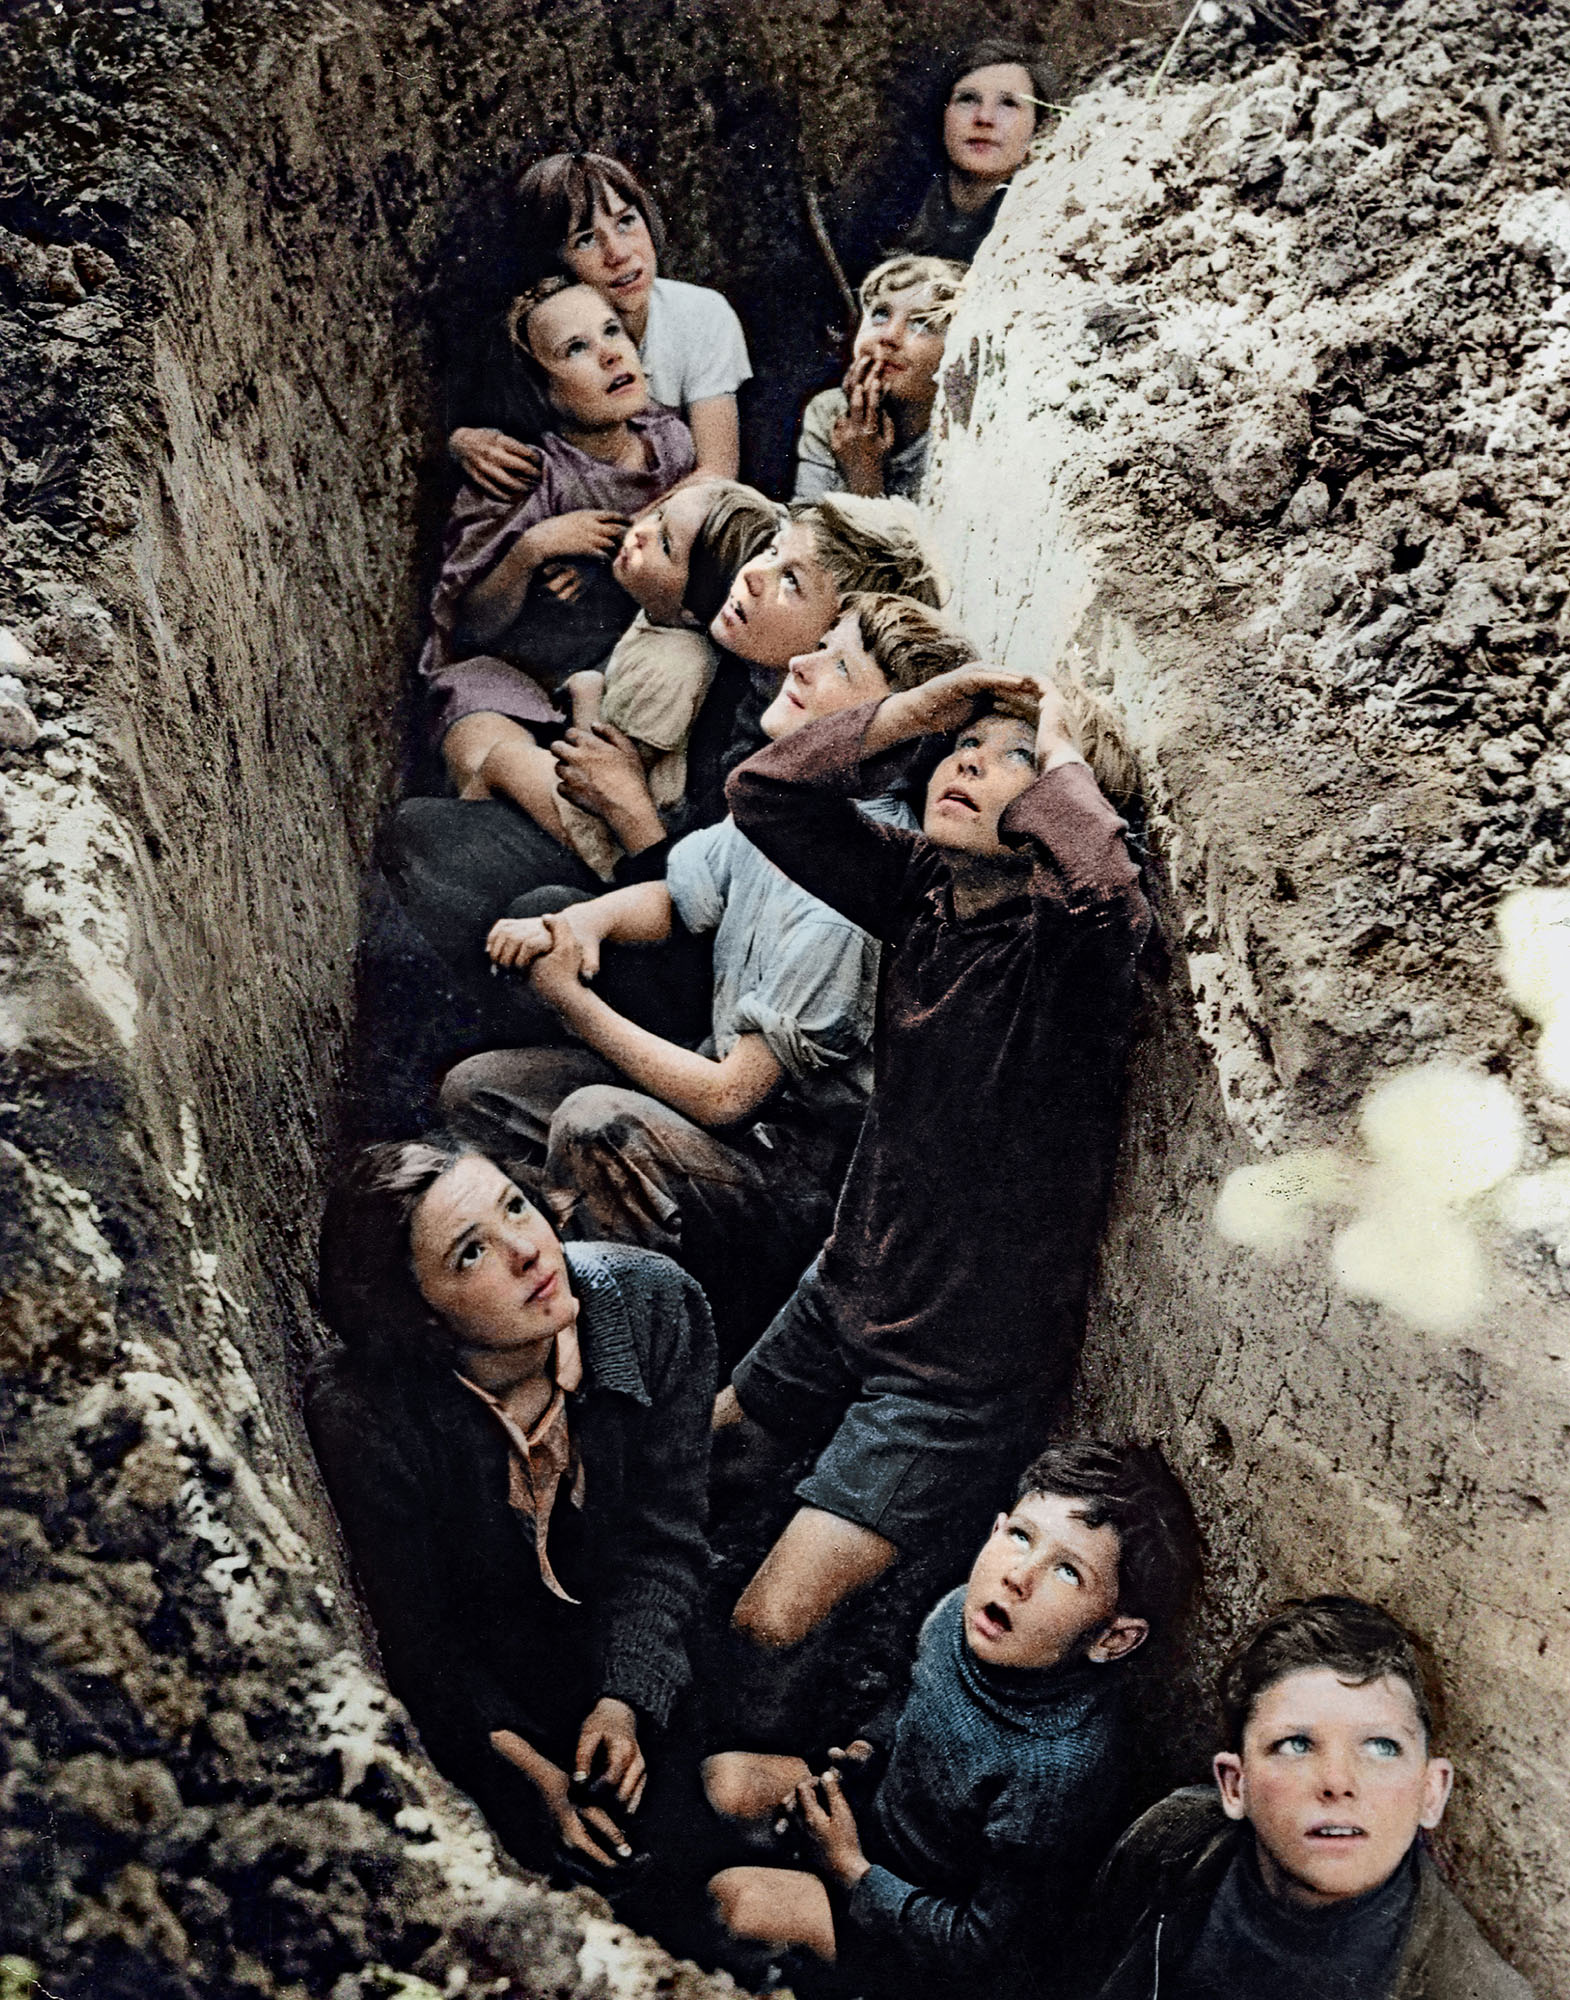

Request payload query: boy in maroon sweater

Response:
[718,665,1151,1657]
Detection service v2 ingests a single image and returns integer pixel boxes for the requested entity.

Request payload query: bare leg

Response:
[702,1751,812,1828]
[475,731,572,841]
[442,711,516,794]
[732,1507,898,1650]
[709,1866,837,1962]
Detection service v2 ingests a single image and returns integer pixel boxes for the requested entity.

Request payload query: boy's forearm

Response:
[548,985,780,1126]
[583,882,674,947]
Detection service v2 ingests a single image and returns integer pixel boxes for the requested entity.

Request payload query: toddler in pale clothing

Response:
[551,480,782,877]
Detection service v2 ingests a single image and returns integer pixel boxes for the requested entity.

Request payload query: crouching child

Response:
[1078,1595,1534,1999]
[702,1442,1200,1998]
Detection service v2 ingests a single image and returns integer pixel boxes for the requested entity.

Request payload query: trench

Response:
[1,0,1564,1995]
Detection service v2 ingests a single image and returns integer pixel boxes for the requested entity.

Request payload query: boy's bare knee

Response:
[708,1867,762,1940]
[442,712,515,788]
[701,1752,751,1820]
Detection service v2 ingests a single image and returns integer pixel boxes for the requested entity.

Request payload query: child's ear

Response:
[1419,1757,1454,1830]
[1086,1613,1148,1664]
[1213,1751,1247,1821]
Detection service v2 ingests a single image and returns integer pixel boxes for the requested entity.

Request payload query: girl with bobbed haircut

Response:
[895,37,1060,266]
[449,150,751,500]
[305,1135,716,1895]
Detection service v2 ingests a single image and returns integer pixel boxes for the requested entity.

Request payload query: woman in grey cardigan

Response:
[305,1137,715,1884]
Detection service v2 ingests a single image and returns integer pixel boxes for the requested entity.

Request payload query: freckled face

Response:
[852,284,948,405]
[613,483,713,623]
[963,1493,1126,1670]
[526,284,647,429]
[710,520,842,668]
[408,1154,576,1358]
[761,608,893,739]
[944,62,1039,183]
[1214,1670,1453,1907]
[922,713,1038,854]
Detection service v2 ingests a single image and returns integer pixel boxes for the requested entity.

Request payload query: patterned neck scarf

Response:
[455,1320,586,1601]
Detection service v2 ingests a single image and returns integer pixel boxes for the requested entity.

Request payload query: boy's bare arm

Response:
[487,882,673,978]
[530,919,785,1127]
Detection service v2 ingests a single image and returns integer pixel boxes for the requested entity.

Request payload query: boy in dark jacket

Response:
[720,664,1150,1651]
[1079,1595,1535,2000]
[701,1442,1199,1998]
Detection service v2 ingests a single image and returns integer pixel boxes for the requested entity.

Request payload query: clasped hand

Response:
[486,909,599,1002]
[490,1696,645,1873]
[776,1741,874,1888]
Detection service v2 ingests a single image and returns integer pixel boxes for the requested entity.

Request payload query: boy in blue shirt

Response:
[701,1440,1199,1996]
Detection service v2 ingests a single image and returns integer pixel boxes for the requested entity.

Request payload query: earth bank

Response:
[1,0,1564,1994]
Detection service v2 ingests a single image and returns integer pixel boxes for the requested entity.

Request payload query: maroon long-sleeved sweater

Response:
[727,703,1151,1399]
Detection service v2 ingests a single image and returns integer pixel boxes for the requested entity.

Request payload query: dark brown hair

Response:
[317,1137,517,1367]
[683,482,786,629]
[1016,1440,1202,1636]
[515,151,667,269]
[941,38,1060,126]
[1219,1597,1439,1752]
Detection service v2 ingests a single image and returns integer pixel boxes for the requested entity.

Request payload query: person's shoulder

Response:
[1412,1857,1537,2000]
[801,385,848,433]
[1106,1786,1230,1875]
[569,1240,711,1350]
[652,275,743,330]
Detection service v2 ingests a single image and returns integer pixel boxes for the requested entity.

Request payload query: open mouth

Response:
[1306,1825,1367,1841]
[608,267,646,292]
[934,787,980,815]
[971,1600,1012,1641]
[719,596,746,629]
[607,371,639,395]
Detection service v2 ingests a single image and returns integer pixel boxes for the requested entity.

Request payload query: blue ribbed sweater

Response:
[841,1587,1130,1990]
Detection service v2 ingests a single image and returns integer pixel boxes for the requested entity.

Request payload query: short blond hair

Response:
[791,494,948,608]
[859,254,969,335]
[841,592,977,693]
[989,672,1139,808]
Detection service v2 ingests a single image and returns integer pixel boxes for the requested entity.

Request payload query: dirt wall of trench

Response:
[924,3,1570,1987]
[0,3,1150,1995]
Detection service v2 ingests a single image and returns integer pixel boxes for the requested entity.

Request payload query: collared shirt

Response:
[455,1324,586,1601]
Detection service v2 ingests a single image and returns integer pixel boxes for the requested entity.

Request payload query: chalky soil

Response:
[0,2,1566,1995]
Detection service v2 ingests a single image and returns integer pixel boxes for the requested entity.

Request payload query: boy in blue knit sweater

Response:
[702,1441,1200,1996]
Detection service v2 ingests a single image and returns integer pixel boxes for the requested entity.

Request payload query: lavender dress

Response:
[421,406,696,742]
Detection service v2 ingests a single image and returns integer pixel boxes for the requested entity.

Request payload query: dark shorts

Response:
[732,1261,1045,1553]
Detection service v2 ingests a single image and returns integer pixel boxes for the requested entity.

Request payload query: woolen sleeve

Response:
[726,702,926,941]
[593,1258,717,1727]
[839,1849,1046,1985]
[998,761,1148,928]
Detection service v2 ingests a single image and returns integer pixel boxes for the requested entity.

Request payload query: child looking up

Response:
[438,592,977,1362]
[793,255,967,503]
[702,1442,1199,1996]
[422,275,695,808]
[471,480,783,878]
[1080,1596,1534,1999]
[721,666,1150,1656]
[449,151,752,497]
